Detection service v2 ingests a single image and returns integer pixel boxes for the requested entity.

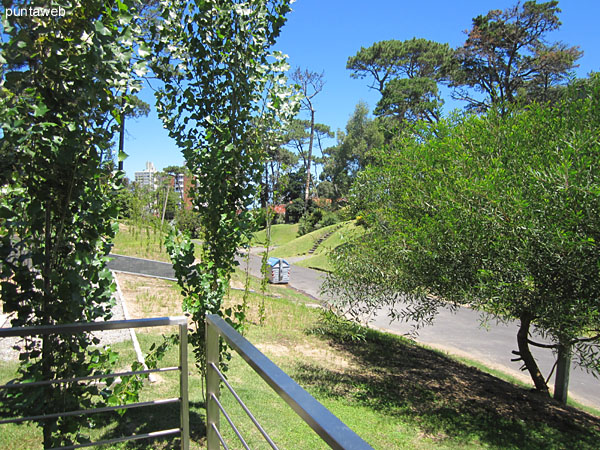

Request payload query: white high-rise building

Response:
[173,173,185,202]
[134,161,158,189]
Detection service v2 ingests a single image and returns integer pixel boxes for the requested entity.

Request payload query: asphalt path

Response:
[109,252,600,409]
[109,253,176,280]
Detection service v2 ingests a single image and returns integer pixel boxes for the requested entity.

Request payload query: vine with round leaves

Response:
[0,1,148,446]
[153,0,299,378]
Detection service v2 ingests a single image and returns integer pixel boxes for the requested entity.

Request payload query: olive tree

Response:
[325,77,600,402]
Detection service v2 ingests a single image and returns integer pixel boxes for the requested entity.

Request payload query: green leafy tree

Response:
[320,102,383,198]
[153,0,297,375]
[175,208,203,238]
[451,0,582,112]
[347,38,454,123]
[261,145,299,207]
[325,77,600,402]
[280,168,306,203]
[283,118,333,202]
[289,68,329,211]
[163,164,190,176]
[0,0,146,446]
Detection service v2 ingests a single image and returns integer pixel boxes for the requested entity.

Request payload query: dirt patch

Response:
[256,342,357,372]
[115,273,184,334]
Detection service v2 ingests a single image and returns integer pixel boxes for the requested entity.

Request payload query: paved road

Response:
[109,253,176,280]
[109,252,600,409]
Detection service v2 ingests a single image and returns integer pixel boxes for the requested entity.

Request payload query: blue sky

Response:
[123,0,600,179]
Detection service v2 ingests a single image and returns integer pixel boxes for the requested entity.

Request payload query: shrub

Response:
[175,208,203,238]
[285,198,306,223]
[297,208,324,236]
[318,211,340,228]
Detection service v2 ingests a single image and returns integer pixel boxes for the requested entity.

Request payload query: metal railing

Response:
[0,316,189,450]
[205,314,373,450]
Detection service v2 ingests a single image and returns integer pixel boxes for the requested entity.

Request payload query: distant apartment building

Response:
[173,173,185,199]
[134,161,158,189]
[169,172,193,209]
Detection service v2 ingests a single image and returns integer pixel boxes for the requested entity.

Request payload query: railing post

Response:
[206,317,220,449]
[179,322,190,450]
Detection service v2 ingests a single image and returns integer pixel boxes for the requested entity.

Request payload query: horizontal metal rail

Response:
[206,314,373,450]
[0,366,179,390]
[0,398,180,425]
[47,428,181,450]
[0,316,187,338]
[0,316,189,449]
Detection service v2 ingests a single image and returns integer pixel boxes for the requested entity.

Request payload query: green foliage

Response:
[321,102,384,198]
[114,186,134,219]
[451,0,582,111]
[284,197,306,223]
[348,2,581,122]
[297,209,322,237]
[347,38,454,123]
[162,164,189,176]
[108,335,176,414]
[174,208,203,238]
[154,0,297,374]
[0,0,147,446]
[325,76,600,393]
[318,210,340,228]
[280,168,307,203]
[309,309,367,342]
[296,207,341,236]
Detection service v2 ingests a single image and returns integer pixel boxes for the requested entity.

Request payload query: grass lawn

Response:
[294,222,363,272]
[112,222,171,262]
[3,272,599,449]
[269,222,343,258]
[251,223,299,247]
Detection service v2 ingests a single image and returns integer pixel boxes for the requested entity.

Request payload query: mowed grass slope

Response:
[251,223,299,247]
[295,222,364,271]
[108,277,600,449]
[269,222,344,258]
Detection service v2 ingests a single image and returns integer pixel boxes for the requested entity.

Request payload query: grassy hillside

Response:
[112,223,171,262]
[294,222,364,271]
[269,223,342,258]
[251,223,299,247]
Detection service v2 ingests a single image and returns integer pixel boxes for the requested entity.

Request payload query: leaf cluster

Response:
[153,0,298,374]
[1,0,151,445]
[347,38,454,124]
[451,0,582,111]
[325,76,600,376]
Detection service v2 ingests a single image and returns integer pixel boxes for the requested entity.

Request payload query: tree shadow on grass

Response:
[94,400,206,449]
[299,324,600,449]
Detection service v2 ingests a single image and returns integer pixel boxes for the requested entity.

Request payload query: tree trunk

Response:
[517,313,549,394]
[260,163,269,209]
[304,108,315,212]
[554,342,571,404]
[42,204,55,448]
[118,96,125,171]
